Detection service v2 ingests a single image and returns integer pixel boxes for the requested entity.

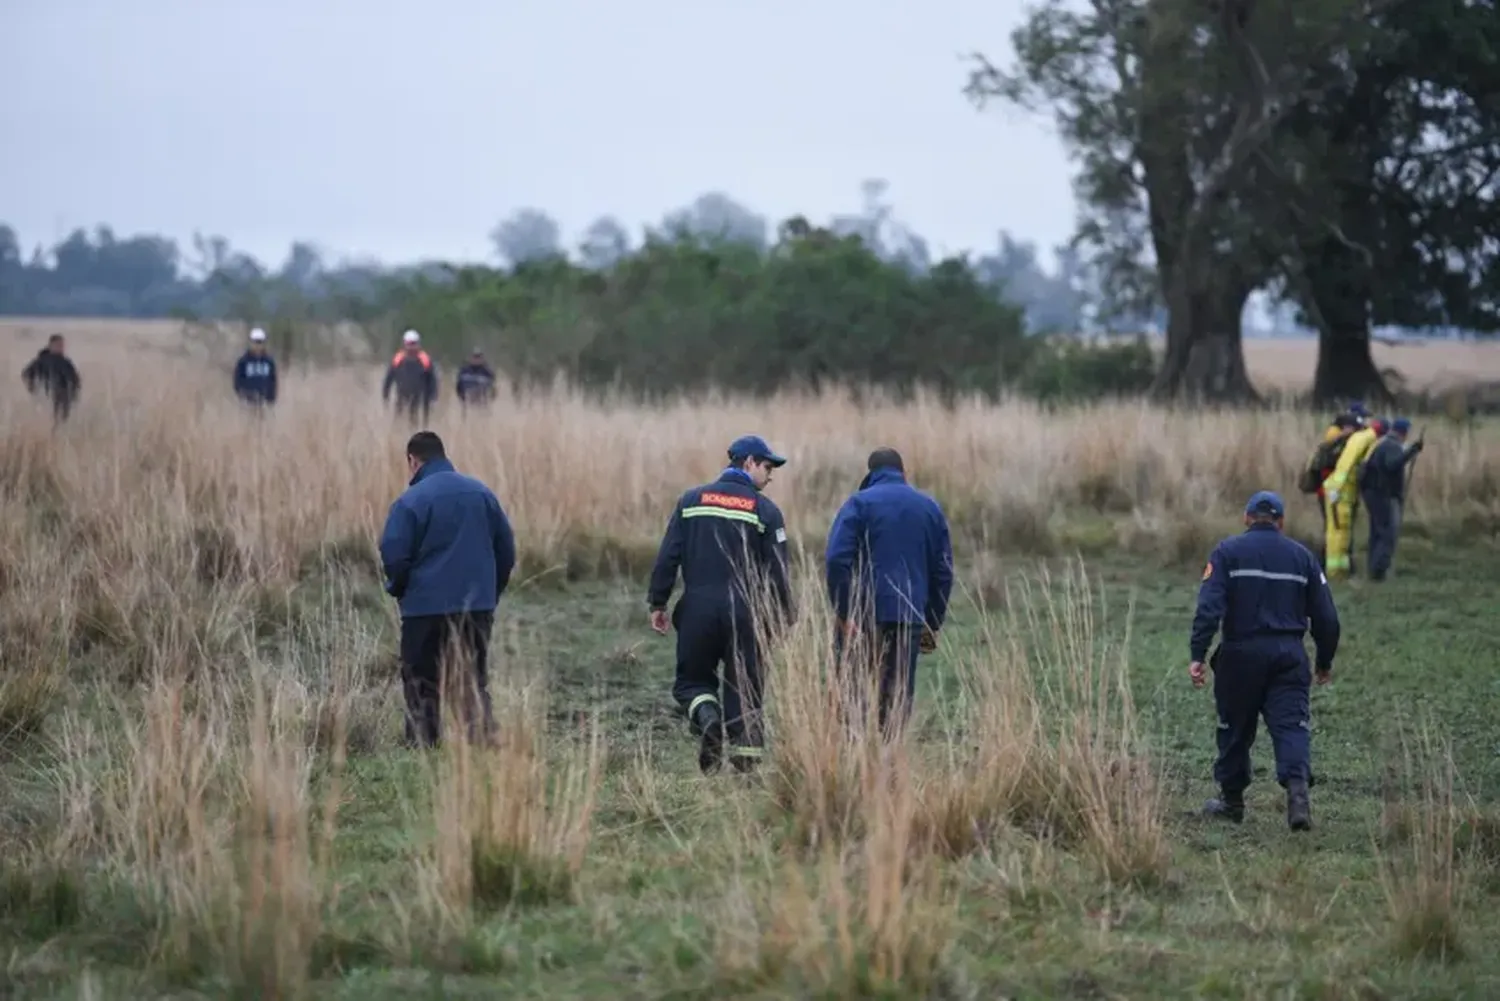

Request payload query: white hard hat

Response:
[402,329,420,345]
[249,327,267,342]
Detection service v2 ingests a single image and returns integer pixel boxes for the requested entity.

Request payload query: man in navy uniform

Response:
[1189,490,1341,831]
[233,327,278,407]
[647,434,794,773]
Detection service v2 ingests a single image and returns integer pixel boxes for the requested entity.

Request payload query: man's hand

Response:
[919,627,937,654]
[835,617,858,640]
[1189,661,1207,688]
[649,608,669,635]
[1315,666,1333,686]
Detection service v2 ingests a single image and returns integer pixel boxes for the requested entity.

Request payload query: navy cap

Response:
[1245,490,1285,518]
[1393,417,1412,435]
[728,434,786,467]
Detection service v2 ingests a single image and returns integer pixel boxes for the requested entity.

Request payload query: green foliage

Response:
[1018,335,1157,403]
[381,226,1044,400]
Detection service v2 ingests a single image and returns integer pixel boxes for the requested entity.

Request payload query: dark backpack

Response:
[1297,429,1352,494]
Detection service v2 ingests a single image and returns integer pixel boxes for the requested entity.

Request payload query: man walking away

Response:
[1189,491,1340,831]
[1359,417,1424,581]
[1320,409,1382,581]
[1297,402,1368,570]
[22,334,81,424]
[379,431,517,747]
[824,447,954,738]
[383,330,438,425]
[647,434,795,774]
[233,327,278,408]
[456,348,497,410]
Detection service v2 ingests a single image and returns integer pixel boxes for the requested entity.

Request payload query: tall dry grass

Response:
[0,339,1491,992]
[3,347,1497,610]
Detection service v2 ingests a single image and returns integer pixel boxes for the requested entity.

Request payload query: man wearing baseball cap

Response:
[382,329,438,425]
[646,434,794,773]
[1188,490,1341,831]
[233,327,278,408]
[1358,417,1424,581]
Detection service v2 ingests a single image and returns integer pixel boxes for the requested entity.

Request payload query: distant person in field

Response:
[232,327,278,408]
[21,333,81,424]
[1319,403,1383,580]
[1189,490,1340,832]
[1298,401,1369,571]
[455,347,497,409]
[383,330,438,425]
[824,447,954,739]
[379,431,517,748]
[1358,417,1424,582]
[647,434,794,774]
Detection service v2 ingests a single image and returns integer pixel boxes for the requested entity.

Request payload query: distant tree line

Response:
[2,182,1163,402]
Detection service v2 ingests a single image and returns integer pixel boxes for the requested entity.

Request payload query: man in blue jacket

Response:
[379,431,517,747]
[1189,490,1341,831]
[233,328,277,407]
[825,447,954,737]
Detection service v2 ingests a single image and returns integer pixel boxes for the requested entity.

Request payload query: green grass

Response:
[3,528,1500,1000]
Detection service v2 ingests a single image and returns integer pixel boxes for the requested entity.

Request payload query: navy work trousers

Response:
[670,594,764,755]
[1361,489,1402,580]
[399,610,495,747]
[833,621,922,737]
[1211,640,1312,795]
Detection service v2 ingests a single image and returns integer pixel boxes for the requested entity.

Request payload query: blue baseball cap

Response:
[727,434,786,467]
[1348,401,1371,417]
[1245,490,1285,518]
[1392,417,1412,435]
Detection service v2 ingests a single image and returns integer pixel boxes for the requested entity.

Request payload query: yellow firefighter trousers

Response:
[1322,491,1357,577]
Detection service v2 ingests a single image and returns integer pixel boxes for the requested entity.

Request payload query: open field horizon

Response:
[3,323,1500,998]
[8,316,1500,397]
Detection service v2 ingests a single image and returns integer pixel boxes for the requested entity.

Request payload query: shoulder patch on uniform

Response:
[700,491,757,512]
[1202,561,1213,581]
[775,527,787,543]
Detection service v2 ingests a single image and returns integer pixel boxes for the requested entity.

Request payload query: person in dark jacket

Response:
[1359,417,1424,581]
[455,348,496,409]
[824,447,954,737]
[22,334,81,423]
[382,330,438,425]
[647,434,794,773]
[232,327,278,407]
[379,431,517,747]
[1189,490,1340,831]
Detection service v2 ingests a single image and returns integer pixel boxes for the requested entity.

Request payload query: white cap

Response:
[402,329,420,345]
[249,327,267,342]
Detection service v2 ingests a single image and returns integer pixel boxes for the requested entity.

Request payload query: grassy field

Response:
[3,332,1500,999]
[8,316,1500,394]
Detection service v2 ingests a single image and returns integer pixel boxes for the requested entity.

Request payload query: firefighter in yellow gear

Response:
[1320,416,1382,579]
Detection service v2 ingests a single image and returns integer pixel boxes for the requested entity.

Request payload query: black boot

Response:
[693,703,724,774]
[729,750,761,774]
[1202,790,1245,823]
[1286,779,1312,831]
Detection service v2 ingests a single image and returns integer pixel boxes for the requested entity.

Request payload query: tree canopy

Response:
[971,0,1500,404]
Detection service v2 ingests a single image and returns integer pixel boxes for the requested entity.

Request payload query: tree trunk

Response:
[1150,264,1258,404]
[1312,325,1389,406]
[1305,235,1391,407]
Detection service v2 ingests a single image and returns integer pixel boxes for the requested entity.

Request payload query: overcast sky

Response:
[1,0,1076,270]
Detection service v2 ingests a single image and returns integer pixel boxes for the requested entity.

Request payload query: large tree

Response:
[1243,0,1500,403]
[970,0,1398,403]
